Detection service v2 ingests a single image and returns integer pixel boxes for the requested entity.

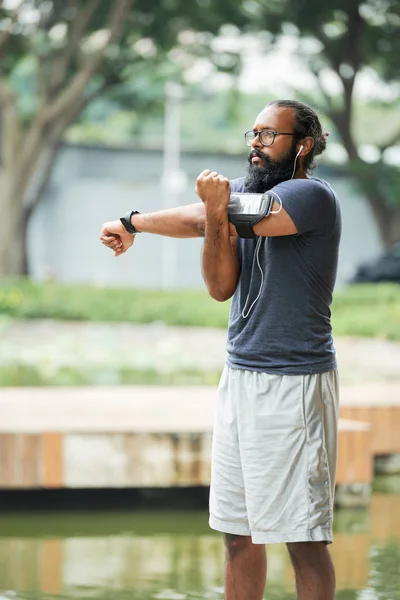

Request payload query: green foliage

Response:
[249,0,400,84]
[0,364,221,387]
[0,0,245,124]
[242,0,400,219]
[1,279,400,340]
[0,278,231,327]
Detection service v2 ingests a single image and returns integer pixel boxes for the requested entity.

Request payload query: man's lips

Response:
[249,151,266,165]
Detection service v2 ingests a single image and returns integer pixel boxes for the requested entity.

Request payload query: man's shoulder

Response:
[272,177,336,196]
[229,177,246,193]
[270,177,339,206]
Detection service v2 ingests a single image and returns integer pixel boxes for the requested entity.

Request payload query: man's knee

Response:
[287,541,327,564]
[224,533,253,560]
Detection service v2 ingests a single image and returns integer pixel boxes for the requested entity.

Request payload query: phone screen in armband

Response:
[227,192,275,238]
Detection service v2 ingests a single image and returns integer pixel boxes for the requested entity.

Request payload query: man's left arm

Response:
[252,201,298,237]
[251,180,336,238]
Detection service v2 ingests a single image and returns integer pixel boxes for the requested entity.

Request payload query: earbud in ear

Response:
[299,145,304,152]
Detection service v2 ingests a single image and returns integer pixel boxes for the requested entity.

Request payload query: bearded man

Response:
[100,99,342,600]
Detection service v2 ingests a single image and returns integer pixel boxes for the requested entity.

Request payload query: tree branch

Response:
[17,0,132,180]
[45,0,133,124]
[0,78,20,171]
[20,77,111,207]
[308,66,335,114]
[49,0,102,93]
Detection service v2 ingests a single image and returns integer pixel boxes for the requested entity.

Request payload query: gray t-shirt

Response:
[226,176,342,374]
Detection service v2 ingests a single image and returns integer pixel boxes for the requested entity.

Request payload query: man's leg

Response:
[224,533,266,600]
[286,541,335,600]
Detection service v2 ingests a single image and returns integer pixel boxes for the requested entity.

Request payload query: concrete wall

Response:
[28,144,382,288]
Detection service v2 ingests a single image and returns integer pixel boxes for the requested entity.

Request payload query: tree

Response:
[0,0,243,276]
[246,0,400,246]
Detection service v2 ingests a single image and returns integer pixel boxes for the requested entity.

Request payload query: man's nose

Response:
[251,132,262,149]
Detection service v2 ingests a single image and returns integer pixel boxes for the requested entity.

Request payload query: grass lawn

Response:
[1,278,400,340]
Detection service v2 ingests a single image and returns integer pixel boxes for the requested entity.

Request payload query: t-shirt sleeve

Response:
[269,179,337,235]
[229,177,246,193]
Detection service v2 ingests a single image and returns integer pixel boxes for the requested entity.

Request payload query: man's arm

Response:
[131,203,206,238]
[252,201,298,237]
[100,202,237,256]
[197,171,240,302]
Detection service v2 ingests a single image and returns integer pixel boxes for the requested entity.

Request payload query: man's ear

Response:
[298,137,314,156]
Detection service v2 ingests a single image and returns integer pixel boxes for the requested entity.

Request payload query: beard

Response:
[243,141,299,193]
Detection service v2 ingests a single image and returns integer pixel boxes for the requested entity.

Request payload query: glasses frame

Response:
[244,129,297,147]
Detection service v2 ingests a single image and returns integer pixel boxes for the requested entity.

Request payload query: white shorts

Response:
[209,366,339,544]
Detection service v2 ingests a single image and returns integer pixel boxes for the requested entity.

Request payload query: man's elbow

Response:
[206,285,235,302]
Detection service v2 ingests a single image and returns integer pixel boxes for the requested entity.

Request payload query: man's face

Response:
[244,105,300,193]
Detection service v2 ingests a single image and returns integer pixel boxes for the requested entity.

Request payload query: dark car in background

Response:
[350,243,400,283]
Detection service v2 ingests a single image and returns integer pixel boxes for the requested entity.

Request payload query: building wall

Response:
[28,144,382,289]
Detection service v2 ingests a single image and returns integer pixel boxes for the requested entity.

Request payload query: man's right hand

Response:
[100,220,135,257]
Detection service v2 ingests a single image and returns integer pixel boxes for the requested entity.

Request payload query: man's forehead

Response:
[253,105,295,130]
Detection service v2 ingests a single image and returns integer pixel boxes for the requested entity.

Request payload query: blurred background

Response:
[0,0,399,598]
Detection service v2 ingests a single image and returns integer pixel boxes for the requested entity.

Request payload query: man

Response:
[100,99,341,600]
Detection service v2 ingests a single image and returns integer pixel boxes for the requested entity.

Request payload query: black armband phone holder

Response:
[227,192,275,238]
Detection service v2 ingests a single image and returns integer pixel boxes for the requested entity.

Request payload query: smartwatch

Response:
[120,210,141,234]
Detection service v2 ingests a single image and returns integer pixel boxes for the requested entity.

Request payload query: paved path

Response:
[1,319,400,383]
[1,381,400,433]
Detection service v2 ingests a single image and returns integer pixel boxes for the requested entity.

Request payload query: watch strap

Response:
[120,210,140,234]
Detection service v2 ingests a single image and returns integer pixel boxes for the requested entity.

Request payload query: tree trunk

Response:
[0,172,25,276]
[330,110,400,247]
[355,174,400,247]
[0,139,65,277]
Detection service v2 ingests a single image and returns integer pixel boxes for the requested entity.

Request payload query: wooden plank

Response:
[336,428,350,485]
[371,407,393,455]
[336,424,372,485]
[21,434,41,487]
[41,433,63,488]
[339,404,400,456]
[389,406,400,453]
[0,433,17,487]
[354,428,373,483]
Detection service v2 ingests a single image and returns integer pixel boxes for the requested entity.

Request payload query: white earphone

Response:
[242,144,305,319]
[290,145,304,180]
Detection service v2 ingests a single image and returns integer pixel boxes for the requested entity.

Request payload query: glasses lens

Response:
[259,130,274,146]
[244,131,255,146]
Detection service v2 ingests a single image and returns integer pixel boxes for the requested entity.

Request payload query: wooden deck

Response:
[3,383,399,499]
[0,423,372,492]
[339,382,400,455]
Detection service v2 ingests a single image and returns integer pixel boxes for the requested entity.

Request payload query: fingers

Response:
[100,221,134,258]
[196,170,229,187]
[197,170,224,180]
[101,234,122,251]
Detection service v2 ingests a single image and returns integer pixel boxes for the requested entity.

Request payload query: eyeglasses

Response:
[244,129,296,147]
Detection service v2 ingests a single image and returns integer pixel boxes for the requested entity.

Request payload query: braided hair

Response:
[266,100,328,174]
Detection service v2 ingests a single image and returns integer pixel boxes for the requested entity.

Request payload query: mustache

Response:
[248,149,270,164]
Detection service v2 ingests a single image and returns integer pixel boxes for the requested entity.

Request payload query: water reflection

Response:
[0,494,399,599]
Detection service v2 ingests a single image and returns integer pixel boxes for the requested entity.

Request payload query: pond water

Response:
[0,492,399,600]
